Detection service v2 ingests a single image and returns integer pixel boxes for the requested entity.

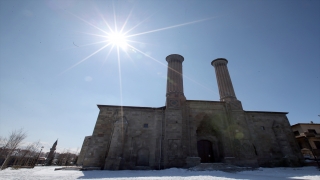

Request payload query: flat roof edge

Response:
[187,100,224,103]
[244,110,288,114]
[291,123,320,126]
[97,104,166,110]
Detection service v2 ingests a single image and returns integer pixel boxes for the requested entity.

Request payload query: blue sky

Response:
[0,0,319,152]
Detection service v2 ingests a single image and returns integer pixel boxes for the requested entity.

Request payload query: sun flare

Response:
[107,32,128,50]
[62,8,214,76]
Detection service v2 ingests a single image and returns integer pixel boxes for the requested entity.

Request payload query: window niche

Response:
[308,129,317,135]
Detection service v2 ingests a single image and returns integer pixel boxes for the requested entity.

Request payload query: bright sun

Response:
[107,32,128,50]
[63,9,214,75]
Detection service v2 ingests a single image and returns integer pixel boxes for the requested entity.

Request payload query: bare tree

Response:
[56,149,68,166]
[0,136,6,147]
[0,129,27,170]
[73,147,80,166]
[12,141,40,168]
[28,141,41,167]
[0,136,8,160]
[56,149,77,166]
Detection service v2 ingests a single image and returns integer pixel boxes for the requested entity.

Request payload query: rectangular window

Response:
[143,123,148,128]
[314,141,320,149]
[293,131,300,136]
[261,126,265,130]
[308,129,317,134]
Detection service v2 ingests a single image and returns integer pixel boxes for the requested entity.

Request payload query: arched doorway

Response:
[197,140,214,163]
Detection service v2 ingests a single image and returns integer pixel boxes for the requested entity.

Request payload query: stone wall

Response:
[188,100,228,161]
[80,105,164,170]
[187,100,259,167]
[78,102,303,169]
[245,111,303,167]
[77,136,91,166]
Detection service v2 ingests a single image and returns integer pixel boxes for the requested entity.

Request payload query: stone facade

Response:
[77,54,303,169]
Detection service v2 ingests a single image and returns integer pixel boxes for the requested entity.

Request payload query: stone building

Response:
[77,54,303,170]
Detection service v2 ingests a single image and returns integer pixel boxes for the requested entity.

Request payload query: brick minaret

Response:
[45,139,58,166]
[211,58,237,102]
[162,54,188,168]
[165,54,186,107]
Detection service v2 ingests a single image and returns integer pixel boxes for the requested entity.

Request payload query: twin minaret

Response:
[165,54,237,102]
[163,54,238,168]
[165,54,186,108]
[211,58,237,102]
[166,54,184,95]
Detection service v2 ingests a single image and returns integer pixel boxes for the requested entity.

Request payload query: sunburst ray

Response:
[127,16,217,38]
[60,43,112,75]
[127,44,218,95]
[62,7,219,96]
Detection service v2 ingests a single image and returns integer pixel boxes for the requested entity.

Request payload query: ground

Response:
[0,166,319,180]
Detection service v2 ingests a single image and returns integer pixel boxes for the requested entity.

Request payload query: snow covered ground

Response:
[0,166,319,180]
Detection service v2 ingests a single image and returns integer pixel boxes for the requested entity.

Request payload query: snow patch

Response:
[0,166,319,180]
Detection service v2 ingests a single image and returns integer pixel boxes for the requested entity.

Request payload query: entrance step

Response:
[189,163,256,172]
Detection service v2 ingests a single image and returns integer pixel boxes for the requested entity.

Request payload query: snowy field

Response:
[0,166,319,180]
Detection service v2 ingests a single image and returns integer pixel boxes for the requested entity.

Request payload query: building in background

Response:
[77,54,303,170]
[291,122,320,160]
